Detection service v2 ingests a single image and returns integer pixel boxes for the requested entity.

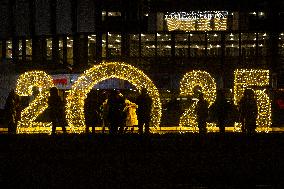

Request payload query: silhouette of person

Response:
[4,89,20,134]
[195,93,209,134]
[107,90,126,135]
[239,89,258,134]
[84,89,100,134]
[101,92,109,133]
[210,90,231,133]
[136,88,152,134]
[47,87,66,134]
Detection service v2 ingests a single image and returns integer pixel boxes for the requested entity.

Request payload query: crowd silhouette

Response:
[3,86,260,135]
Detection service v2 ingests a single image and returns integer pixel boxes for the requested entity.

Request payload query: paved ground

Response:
[2,133,284,188]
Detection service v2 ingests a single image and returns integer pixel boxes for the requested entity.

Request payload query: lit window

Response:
[141,34,155,57]
[207,33,221,56]
[107,33,121,57]
[19,40,23,60]
[46,38,52,60]
[225,33,239,56]
[175,34,189,57]
[26,39,32,61]
[249,12,257,16]
[279,33,284,56]
[67,37,73,65]
[241,33,257,57]
[59,38,63,64]
[6,40,12,59]
[258,12,265,18]
[88,34,96,62]
[130,34,140,57]
[157,33,171,57]
[107,12,121,16]
[190,34,206,57]
[258,33,268,56]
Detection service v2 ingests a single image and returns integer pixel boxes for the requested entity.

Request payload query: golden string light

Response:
[166,18,227,31]
[214,18,227,31]
[196,18,211,31]
[66,62,162,133]
[234,69,271,132]
[179,70,217,132]
[166,19,196,31]
[15,71,55,134]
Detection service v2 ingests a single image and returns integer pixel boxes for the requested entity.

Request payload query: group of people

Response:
[4,86,258,134]
[84,88,152,135]
[195,88,258,134]
[4,86,67,135]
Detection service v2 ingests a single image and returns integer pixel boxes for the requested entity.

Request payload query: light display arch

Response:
[66,62,162,133]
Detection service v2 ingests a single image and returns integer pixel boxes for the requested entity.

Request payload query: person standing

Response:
[107,90,126,135]
[47,87,66,134]
[84,89,100,134]
[4,89,20,134]
[195,93,209,134]
[135,88,152,134]
[210,90,231,134]
[124,99,138,133]
[239,89,258,134]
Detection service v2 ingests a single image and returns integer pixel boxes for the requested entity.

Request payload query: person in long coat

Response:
[195,93,209,134]
[84,89,100,133]
[47,87,66,134]
[239,89,258,134]
[4,89,20,134]
[107,90,126,135]
[135,88,152,134]
[210,90,231,133]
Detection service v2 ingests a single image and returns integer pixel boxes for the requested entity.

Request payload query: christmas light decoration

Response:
[179,70,217,132]
[165,11,228,31]
[214,18,227,31]
[166,19,196,31]
[15,71,55,134]
[196,18,211,31]
[234,69,271,132]
[66,62,162,133]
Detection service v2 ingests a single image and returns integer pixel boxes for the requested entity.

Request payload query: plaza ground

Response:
[1,133,284,188]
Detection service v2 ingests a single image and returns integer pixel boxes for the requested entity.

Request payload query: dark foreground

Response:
[2,133,284,188]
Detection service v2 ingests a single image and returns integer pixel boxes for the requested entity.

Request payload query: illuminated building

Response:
[0,0,284,133]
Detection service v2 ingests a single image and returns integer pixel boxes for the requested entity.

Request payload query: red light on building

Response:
[53,78,68,85]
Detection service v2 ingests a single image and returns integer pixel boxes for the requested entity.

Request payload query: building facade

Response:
[1,0,284,87]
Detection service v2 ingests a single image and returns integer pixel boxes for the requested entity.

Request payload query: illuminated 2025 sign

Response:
[15,62,271,134]
[165,11,228,31]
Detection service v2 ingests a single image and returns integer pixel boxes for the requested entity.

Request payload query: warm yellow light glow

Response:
[15,71,55,134]
[179,70,217,132]
[234,69,271,132]
[166,19,196,31]
[196,18,211,31]
[66,62,162,133]
[214,18,227,31]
